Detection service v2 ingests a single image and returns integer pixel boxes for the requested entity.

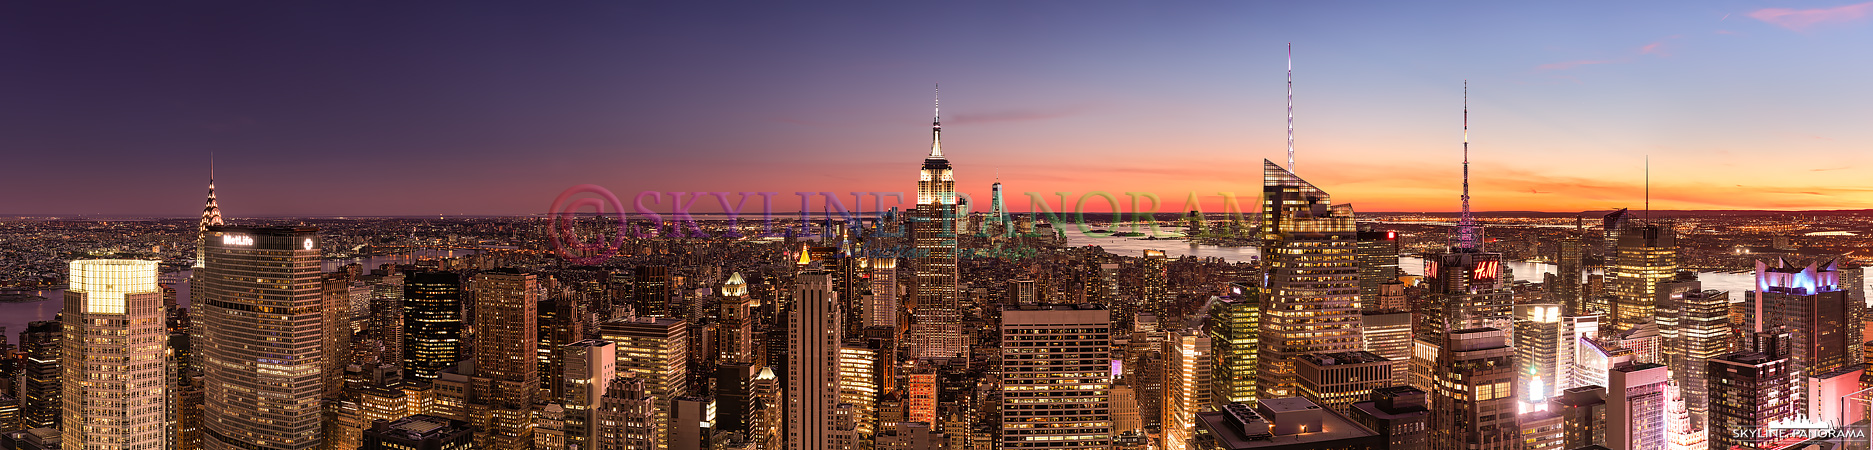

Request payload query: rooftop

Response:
[1197,400,1379,449]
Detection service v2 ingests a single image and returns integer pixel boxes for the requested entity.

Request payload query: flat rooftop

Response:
[1197,406,1378,449]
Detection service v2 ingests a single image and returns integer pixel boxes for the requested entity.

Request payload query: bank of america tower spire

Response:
[909,85,964,359]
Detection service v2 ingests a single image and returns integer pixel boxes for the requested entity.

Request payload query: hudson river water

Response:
[1064,229,1870,304]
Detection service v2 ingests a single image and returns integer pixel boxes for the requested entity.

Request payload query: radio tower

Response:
[1455,81,1482,252]
[1286,43,1295,173]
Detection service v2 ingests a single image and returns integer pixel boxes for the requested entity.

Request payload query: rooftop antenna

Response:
[1455,81,1481,252]
[1286,43,1295,173]
[1645,155,1650,222]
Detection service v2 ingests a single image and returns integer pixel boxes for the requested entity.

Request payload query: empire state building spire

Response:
[195,156,225,267]
[929,84,943,159]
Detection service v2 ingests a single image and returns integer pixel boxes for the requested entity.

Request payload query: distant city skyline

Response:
[6,1,1872,216]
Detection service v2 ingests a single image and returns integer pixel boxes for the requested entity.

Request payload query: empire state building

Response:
[908,91,964,359]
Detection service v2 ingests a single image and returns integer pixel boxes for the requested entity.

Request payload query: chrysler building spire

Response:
[195,155,225,267]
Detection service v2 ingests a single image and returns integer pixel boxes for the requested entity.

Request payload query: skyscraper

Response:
[1209,292,1261,407]
[1293,351,1398,417]
[908,91,964,360]
[199,226,324,450]
[403,272,462,381]
[1606,362,1667,450]
[18,320,60,431]
[864,259,900,328]
[1428,328,1517,450]
[1549,386,1607,449]
[633,265,671,317]
[1356,226,1401,308]
[789,270,847,449]
[1608,224,1677,334]
[563,340,615,450]
[598,316,690,450]
[1706,344,1795,450]
[194,160,224,268]
[469,269,539,449]
[320,272,354,399]
[1658,282,1729,435]
[1000,304,1113,450]
[1256,161,1363,398]
[1513,304,1562,401]
[1555,230,1586,313]
[1162,330,1211,450]
[839,342,880,437]
[1742,258,1861,423]
[988,181,1009,228]
[62,259,167,449]
[718,272,754,364]
[1359,309,1411,387]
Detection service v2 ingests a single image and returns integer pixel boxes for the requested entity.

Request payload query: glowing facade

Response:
[1000,304,1113,450]
[788,270,847,449]
[199,226,323,450]
[1608,224,1677,334]
[717,272,753,364]
[1208,294,1261,407]
[1162,330,1211,450]
[469,270,540,449]
[908,91,963,359]
[1607,362,1668,450]
[563,339,615,450]
[839,343,880,437]
[598,316,690,450]
[1514,304,1563,401]
[402,271,462,381]
[864,259,900,328]
[1742,258,1861,423]
[1256,161,1363,398]
[1428,328,1518,450]
[195,161,223,268]
[62,259,167,449]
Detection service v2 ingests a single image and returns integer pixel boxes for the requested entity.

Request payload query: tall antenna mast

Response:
[1287,43,1295,173]
[1645,155,1650,221]
[1455,81,1480,252]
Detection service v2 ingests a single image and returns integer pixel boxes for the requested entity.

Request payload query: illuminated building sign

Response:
[303,239,314,250]
[222,234,254,246]
[1472,260,1499,281]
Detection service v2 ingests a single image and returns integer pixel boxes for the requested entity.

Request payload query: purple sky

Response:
[5,1,1872,216]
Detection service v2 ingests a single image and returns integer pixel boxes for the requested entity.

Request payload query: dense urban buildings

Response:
[5,39,1873,450]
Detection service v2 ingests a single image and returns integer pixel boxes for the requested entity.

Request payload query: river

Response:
[1065,229,1871,304]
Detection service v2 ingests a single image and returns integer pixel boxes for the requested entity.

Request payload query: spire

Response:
[196,154,225,268]
[1455,81,1481,252]
[1286,43,1295,173]
[928,84,943,159]
[200,156,224,232]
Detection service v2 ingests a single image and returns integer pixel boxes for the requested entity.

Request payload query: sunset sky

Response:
[5,1,1872,216]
